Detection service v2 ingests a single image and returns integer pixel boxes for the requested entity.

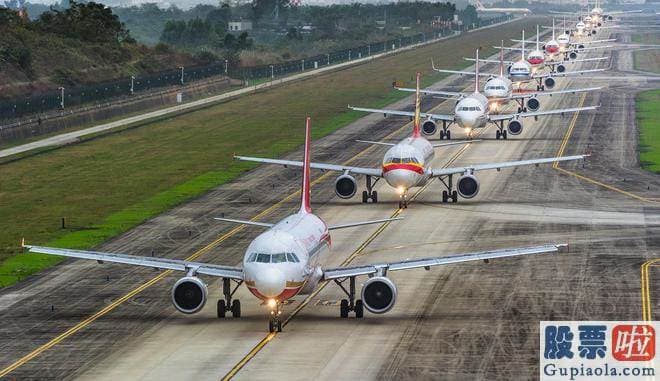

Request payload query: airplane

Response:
[472,0,531,14]
[236,71,589,207]
[465,30,607,91]
[22,117,570,333]
[397,42,601,115]
[551,0,642,25]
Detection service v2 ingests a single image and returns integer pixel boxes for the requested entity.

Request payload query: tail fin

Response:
[499,40,504,77]
[412,72,421,138]
[474,48,480,93]
[521,30,525,60]
[300,117,312,214]
[536,25,540,50]
[552,18,555,40]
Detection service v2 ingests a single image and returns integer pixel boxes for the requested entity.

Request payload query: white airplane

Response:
[472,0,531,13]
[552,0,642,25]
[237,72,588,207]
[400,44,600,116]
[22,118,570,332]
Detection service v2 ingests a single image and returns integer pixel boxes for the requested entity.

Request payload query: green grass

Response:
[632,33,660,74]
[637,89,660,173]
[0,17,546,287]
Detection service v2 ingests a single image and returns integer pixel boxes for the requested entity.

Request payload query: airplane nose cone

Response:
[385,169,417,190]
[254,267,286,298]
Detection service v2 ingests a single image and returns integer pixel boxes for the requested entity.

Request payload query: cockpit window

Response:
[287,253,300,262]
[271,253,287,263]
[256,253,270,263]
[247,252,257,262]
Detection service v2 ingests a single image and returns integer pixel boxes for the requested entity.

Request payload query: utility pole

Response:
[130,75,135,95]
[270,65,274,79]
[301,59,305,71]
[179,66,184,85]
[224,59,228,74]
[327,54,330,65]
[59,87,64,109]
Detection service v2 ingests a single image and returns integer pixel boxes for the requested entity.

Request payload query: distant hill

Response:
[0,1,202,100]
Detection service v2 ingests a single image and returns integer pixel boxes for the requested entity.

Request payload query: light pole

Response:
[130,75,135,95]
[327,54,330,65]
[270,64,274,80]
[368,44,371,56]
[301,59,305,71]
[348,50,351,60]
[179,66,184,85]
[224,59,228,75]
[58,87,64,109]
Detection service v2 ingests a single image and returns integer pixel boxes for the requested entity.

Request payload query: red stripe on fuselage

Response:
[382,163,424,175]
[528,57,544,65]
[546,46,559,53]
[247,285,303,301]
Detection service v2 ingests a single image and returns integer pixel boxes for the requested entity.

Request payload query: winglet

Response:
[412,72,421,138]
[21,237,25,248]
[300,117,312,214]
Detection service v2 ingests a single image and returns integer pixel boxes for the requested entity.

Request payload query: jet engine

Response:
[556,64,566,73]
[578,44,585,50]
[597,22,602,27]
[569,52,578,60]
[457,173,480,199]
[507,120,523,135]
[544,77,556,89]
[172,276,208,314]
[592,30,597,35]
[526,98,540,111]
[335,174,357,199]
[421,119,437,136]
[361,276,397,314]
[607,15,613,21]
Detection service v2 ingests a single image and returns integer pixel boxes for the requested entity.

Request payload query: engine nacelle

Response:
[335,174,357,199]
[361,276,397,314]
[544,77,556,89]
[421,119,437,136]
[172,276,208,314]
[457,174,480,199]
[569,52,578,60]
[526,98,540,111]
[607,15,613,20]
[556,64,566,73]
[597,22,602,27]
[592,30,597,35]
[507,120,523,135]
[578,44,585,50]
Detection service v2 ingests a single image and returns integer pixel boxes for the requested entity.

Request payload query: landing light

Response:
[267,298,277,309]
[464,128,472,135]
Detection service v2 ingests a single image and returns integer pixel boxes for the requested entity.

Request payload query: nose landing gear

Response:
[267,301,283,333]
[398,193,409,209]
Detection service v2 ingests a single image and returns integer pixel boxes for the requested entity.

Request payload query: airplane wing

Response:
[396,86,464,99]
[465,57,515,65]
[531,68,606,79]
[509,39,536,44]
[433,140,481,148]
[489,105,599,122]
[571,45,614,52]
[572,39,616,45]
[430,154,587,177]
[558,57,609,64]
[322,244,566,280]
[349,105,455,122]
[355,140,396,147]
[606,10,642,15]
[214,217,274,228]
[328,217,403,230]
[548,10,575,15]
[508,86,602,100]
[234,155,382,177]
[433,68,480,76]
[23,244,244,279]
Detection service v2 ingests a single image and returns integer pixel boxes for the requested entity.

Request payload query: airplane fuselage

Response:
[381,136,434,192]
[243,212,330,302]
[454,92,489,130]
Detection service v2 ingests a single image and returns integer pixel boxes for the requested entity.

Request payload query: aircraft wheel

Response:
[371,191,378,203]
[355,300,364,318]
[231,300,241,318]
[340,299,349,318]
[217,300,226,318]
[496,130,501,140]
[442,190,448,203]
[517,107,522,113]
[268,320,275,333]
[439,130,445,140]
[277,320,283,332]
[362,191,368,203]
[451,191,458,203]
[502,130,508,140]
[446,130,451,140]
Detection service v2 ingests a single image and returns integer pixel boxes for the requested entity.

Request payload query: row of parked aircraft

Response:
[23,17,619,332]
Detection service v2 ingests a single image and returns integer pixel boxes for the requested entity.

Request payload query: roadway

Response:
[0,17,659,380]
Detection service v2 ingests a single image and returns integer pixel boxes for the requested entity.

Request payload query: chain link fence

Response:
[0,14,511,122]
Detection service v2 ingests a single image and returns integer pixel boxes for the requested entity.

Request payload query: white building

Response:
[227,21,253,32]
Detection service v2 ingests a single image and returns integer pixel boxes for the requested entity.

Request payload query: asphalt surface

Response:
[0,17,659,381]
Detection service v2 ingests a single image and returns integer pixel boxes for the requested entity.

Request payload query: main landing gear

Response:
[439,174,458,203]
[334,276,364,319]
[362,175,379,203]
[217,278,243,318]
[267,301,283,333]
[495,121,508,140]
[536,83,545,91]
[439,129,452,140]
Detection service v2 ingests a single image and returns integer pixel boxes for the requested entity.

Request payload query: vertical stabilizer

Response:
[552,18,555,39]
[536,25,540,50]
[521,30,525,60]
[412,72,421,137]
[474,48,480,93]
[300,117,312,214]
[499,40,504,77]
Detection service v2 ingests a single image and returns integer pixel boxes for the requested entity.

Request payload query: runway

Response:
[1,18,659,380]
